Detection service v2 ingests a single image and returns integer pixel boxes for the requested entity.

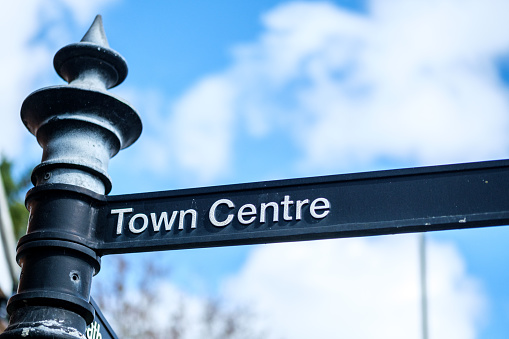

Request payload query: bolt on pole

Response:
[0,15,141,338]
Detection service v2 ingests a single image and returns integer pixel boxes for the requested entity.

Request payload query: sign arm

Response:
[95,159,509,255]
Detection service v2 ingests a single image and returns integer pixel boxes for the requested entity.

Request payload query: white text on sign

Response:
[111,195,330,235]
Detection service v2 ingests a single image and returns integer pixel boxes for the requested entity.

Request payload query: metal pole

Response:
[0,15,141,338]
[419,233,429,339]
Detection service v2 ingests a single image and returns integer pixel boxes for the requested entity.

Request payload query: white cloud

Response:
[222,234,485,339]
[114,78,237,188]
[0,2,51,159]
[158,0,509,181]
[0,0,116,164]
[169,76,237,183]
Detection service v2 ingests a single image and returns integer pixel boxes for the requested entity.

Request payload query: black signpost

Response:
[1,15,508,339]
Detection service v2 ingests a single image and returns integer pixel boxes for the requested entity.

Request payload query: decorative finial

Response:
[21,15,142,194]
[81,15,110,47]
[53,14,127,89]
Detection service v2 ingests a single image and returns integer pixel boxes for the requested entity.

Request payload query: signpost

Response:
[1,15,508,339]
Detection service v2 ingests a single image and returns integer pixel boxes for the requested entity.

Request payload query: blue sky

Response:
[2,0,509,338]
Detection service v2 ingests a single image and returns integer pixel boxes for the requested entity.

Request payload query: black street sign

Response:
[94,159,509,255]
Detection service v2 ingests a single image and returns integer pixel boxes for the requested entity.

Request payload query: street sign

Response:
[94,159,509,255]
[87,298,118,339]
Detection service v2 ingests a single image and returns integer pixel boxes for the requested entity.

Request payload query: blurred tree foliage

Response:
[0,156,31,240]
[94,257,267,339]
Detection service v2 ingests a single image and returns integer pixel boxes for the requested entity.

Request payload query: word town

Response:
[111,195,331,235]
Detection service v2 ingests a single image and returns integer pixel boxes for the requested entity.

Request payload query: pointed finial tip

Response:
[54,14,128,88]
[81,14,109,47]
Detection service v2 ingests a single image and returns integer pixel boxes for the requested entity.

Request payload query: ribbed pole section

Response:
[0,15,141,338]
